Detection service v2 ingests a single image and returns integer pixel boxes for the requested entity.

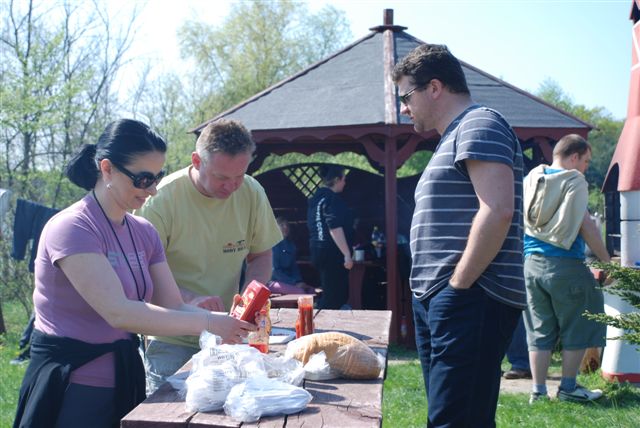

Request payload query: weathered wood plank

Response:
[121,383,194,428]
[187,410,240,427]
[284,378,382,427]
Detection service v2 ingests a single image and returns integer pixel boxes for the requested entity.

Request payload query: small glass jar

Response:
[295,295,314,339]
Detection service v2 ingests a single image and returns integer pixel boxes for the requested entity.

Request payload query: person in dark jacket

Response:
[307,165,354,309]
[268,217,315,295]
[14,119,254,428]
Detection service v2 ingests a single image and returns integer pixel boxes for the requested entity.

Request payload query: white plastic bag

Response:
[223,376,312,422]
[199,330,221,350]
[185,362,242,412]
[184,329,307,414]
[263,354,305,386]
[303,351,339,380]
[166,371,189,397]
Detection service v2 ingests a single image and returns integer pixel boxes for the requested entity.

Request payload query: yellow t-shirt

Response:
[134,166,281,348]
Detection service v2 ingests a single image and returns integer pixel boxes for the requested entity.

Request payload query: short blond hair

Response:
[196,119,255,161]
[553,134,591,159]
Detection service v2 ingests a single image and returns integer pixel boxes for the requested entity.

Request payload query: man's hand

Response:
[603,273,615,286]
[190,295,226,312]
[448,279,473,290]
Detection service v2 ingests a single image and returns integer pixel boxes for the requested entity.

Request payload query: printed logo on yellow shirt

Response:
[223,239,247,254]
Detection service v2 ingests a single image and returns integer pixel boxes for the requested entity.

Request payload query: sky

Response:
[122,0,634,119]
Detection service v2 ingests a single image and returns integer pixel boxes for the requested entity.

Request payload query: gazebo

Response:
[193,10,591,341]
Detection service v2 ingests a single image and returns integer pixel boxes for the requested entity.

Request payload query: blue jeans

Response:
[506,314,530,371]
[144,340,198,395]
[413,284,520,428]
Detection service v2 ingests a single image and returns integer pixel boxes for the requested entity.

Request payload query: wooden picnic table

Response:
[293,260,384,310]
[121,308,392,428]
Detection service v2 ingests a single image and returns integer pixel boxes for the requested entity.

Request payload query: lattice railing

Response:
[283,164,323,198]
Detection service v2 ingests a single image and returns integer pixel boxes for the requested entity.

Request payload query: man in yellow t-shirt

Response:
[135,119,281,393]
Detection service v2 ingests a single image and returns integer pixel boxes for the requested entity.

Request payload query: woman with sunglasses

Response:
[14,119,255,428]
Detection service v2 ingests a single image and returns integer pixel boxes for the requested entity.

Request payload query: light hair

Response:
[196,119,255,162]
[553,134,591,159]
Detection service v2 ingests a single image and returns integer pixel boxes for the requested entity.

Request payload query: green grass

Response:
[0,302,30,427]
[383,346,640,428]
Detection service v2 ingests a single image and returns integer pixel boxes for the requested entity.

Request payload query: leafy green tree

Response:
[131,71,197,173]
[585,262,640,347]
[0,0,138,325]
[133,1,352,170]
[177,0,352,120]
[535,79,623,190]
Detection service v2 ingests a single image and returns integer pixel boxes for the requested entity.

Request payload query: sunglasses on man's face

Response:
[113,163,166,189]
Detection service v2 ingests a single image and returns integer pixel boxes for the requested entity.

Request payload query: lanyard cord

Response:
[92,190,147,302]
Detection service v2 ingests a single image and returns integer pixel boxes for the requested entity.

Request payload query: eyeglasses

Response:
[113,163,165,189]
[399,79,434,105]
[398,86,418,105]
[399,86,423,105]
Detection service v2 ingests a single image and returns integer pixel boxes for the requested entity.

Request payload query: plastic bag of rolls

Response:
[285,332,383,379]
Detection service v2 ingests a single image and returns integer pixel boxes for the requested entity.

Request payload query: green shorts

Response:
[523,254,606,351]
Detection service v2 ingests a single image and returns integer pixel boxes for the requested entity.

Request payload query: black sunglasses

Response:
[399,79,433,105]
[399,85,425,105]
[113,163,165,189]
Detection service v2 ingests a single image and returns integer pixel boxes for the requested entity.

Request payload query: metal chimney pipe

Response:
[383,9,393,26]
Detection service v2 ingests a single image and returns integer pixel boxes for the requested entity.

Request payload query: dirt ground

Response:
[499,374,560,395]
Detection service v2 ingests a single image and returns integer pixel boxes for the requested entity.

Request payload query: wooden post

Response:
[384,138,399,343]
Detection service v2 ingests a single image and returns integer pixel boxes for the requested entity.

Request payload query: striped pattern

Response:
[410,105,526,309]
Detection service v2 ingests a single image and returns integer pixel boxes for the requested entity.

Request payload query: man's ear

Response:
[568,152,580,166]
[430,79,445,99]
[192,152,201,170]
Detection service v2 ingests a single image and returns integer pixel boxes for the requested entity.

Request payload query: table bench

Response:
[121,308,392,427]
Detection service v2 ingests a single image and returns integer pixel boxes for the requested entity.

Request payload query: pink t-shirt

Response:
[33,194,165,387]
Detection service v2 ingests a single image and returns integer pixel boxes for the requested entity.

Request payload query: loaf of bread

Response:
[329,342,381,379]
[285,332,359,364]
[285,332,381,379]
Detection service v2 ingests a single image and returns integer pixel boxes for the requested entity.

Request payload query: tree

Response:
[585,262,640,347]
[0,0,139,325]
[177,0,352,122]
[535,79,624,189]
[131,70,197,172]
[131,1,352,171]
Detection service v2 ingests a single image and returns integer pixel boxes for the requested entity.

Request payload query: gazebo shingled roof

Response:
[193,13,590,136]
[193,10,592,342]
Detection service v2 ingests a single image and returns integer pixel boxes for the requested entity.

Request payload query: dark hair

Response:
[196,119,255,160]
[65,119,167,190]
[319,164,346,187]
[553,134,591,159]
[392,44,470,95]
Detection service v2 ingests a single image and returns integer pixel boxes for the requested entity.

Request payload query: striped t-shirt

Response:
[409,105,526,309]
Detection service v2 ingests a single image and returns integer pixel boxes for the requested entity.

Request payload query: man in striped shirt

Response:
[393,44,526,427]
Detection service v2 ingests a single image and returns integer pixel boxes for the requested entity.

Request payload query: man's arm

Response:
[243,248,273,288]
[177,287,226,312]
[580,212,610,262]
[449,160,514,289]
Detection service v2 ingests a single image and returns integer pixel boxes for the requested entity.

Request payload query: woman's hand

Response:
[344,254,354,270]
[208,312,256,344]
